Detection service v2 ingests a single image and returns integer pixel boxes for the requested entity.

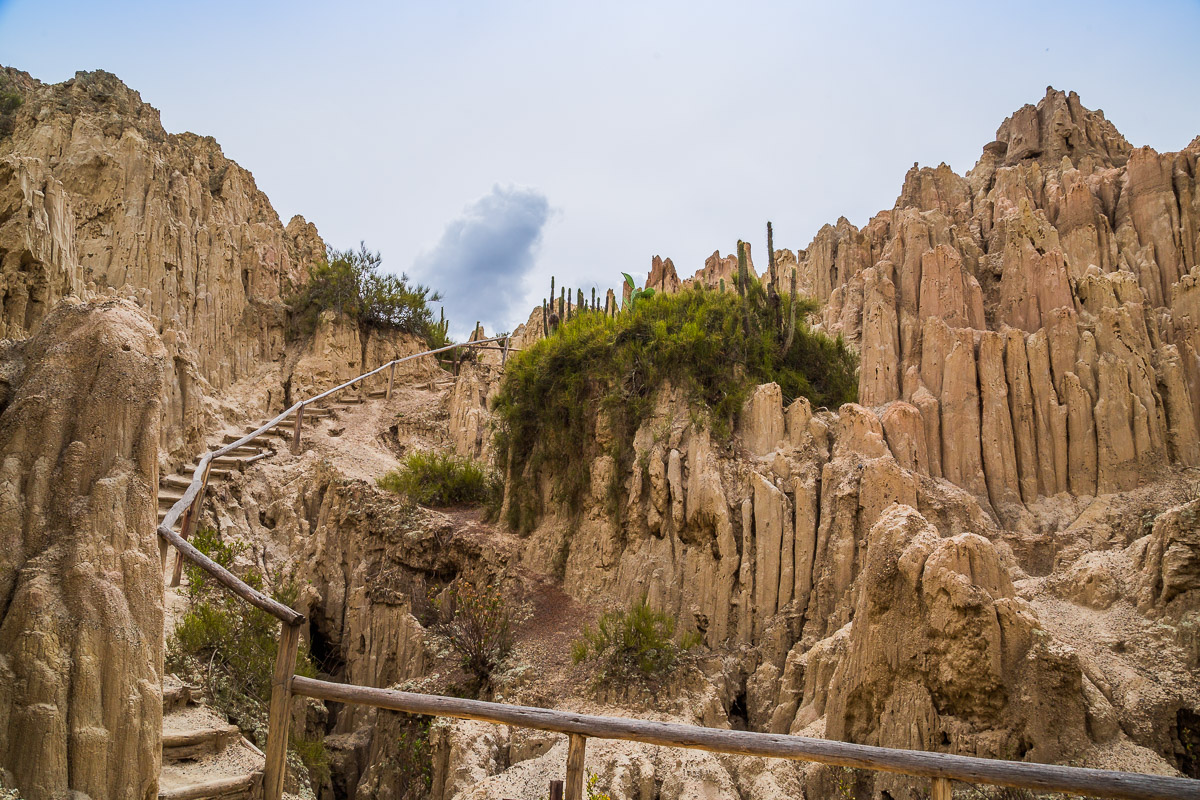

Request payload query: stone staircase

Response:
[159,676,265,800]
[155,400,361,525]
[155,395,369,798]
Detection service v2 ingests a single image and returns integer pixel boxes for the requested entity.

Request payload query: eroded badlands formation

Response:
[1,66,1198,800]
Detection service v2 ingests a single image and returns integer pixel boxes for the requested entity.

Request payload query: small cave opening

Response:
[1174,708,1200,779]
[728,690,749,731]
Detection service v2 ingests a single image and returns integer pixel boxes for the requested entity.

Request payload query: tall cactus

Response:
[767,221,776,289]
[577,288,585,315]
[559,287,565,318]
[550,275,555,311]
[542,299,549,337]
[591,286,596,311]
[736,240,748,298]
[784,268,798,352]
[720,278,725,294]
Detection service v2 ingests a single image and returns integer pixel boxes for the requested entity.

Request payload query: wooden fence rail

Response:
[289,676,1199,800]
[155,336,1200,800]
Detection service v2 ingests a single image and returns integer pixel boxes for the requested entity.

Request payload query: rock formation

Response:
[0,66,325,462]
[0,299,166,799]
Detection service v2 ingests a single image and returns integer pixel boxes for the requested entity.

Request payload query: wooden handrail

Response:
[157,525,304,625]
[290,676,1200,800]
[156,335,506,621]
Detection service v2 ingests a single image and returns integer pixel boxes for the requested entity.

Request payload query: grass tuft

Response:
[377,451,500,507]
[572,596,700,681]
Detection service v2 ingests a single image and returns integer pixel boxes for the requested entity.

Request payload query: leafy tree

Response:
[288,243,447,351]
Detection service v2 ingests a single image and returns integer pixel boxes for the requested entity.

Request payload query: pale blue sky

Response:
[2,1,1198,336]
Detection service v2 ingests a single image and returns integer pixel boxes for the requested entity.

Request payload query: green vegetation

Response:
[386,716,435,799]
[422,579,513,694]
[287,242,448,348]
[377,451,499,508]
[166,527,325,786]
[0,73,22,140]
[571,596,700,681]
[492,280,858,532]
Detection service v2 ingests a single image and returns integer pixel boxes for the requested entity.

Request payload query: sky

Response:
[2,1,1199,338]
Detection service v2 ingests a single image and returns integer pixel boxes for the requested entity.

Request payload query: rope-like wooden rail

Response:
[290,677,1199,800]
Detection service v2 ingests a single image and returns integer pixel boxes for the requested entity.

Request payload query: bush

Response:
[378,451,499,507]
[287,242,446,347]
[492,284,858,532]
[426,578,513,693]
[572,597,699,681]
[166,528,323,784]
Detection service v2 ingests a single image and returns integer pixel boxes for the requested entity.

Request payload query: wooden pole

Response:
[171,462,211,587]
[566,734,586,800]
[931,776,953,800]
[386,362,396,400]
[548,780,563,800]
[263,620,301,800]
[290,404,305,455]
[501,337,510,366]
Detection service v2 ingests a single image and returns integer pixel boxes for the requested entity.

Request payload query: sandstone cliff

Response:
[0,299,166,799]
[0,66,329,462]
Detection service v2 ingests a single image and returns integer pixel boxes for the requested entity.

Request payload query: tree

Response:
[288,243,447,352]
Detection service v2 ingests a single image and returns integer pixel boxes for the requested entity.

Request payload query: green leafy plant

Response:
[427,579,513,693]
[377,451,500,507]
[286,243,445,349]
[492,283,857,532]
[388,715,434,799]
[166,528,323,786]
[572,596,698,681]
[622,272,656,308]
[0,84,22,139]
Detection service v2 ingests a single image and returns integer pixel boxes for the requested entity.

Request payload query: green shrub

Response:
[572,596,699,681]
[0,85,22,139]
[166,528,323,784]
[492,283,858,532]
[378,451,499,507]
[287,242,446,347]
[426,578,513,694]
[388,715,434,799]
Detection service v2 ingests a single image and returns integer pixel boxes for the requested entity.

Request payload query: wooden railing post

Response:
[565,733,586,800]
[548,780,563,800]
[931,777,952,800]
[171,461,211,587]
[263,620,301,800]
[386,361,396,400]
[290,403,305,455]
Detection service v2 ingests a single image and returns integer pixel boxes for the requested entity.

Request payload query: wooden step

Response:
[162,683,200,715]
[367,389,387,398]
[159,491,186,507]
[163,723,241,760]
[158,770,261,800]
[221,432,271,445]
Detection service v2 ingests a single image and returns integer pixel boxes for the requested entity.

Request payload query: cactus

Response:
[550,275,555,310]
[783,268,798,352]
[591,286,596,311]
[577,288,585,315]
[720,278,725,294]
[542,299,548,337]
[767,221,776,289]
[736,241,748,298]
[559,287,565,318]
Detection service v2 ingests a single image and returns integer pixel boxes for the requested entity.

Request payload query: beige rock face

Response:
[823,506,1089,765]
[0,67,326,461]
[0,300,166,800]
[625,87,1199,518]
